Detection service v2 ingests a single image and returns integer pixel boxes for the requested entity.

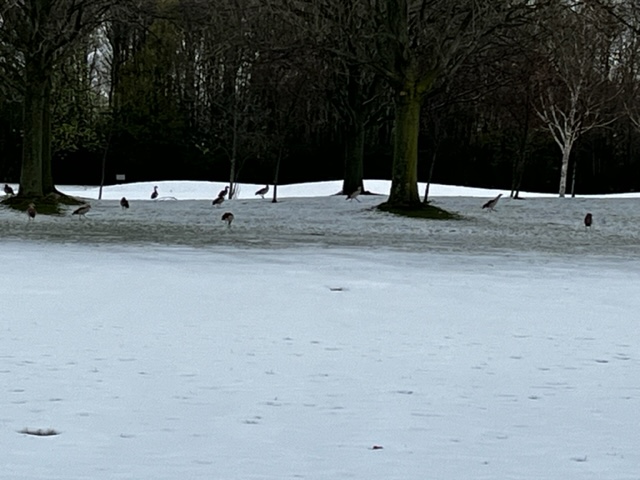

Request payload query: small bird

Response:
[218,186,229,199]
[255,185,269,199]
[4,184,14,195]
[72,204,91,218]
[346,186,362,202]
[27,203,36,220]
[482,193,503,211]
[221,212,234,227]
[120,197,130,209]
[212,195,225,206]
[584,213,593,229]
[151,186,158,199]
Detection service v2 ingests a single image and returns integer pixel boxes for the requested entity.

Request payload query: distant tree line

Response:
[2,0,640,204]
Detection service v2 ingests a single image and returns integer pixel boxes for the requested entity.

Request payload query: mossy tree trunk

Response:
[19,57,48,198]
[379,0,435,208]
[389,85,422,205]
[18,57,57,198]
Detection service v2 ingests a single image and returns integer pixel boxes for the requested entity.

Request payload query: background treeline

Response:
[2,0,640,195]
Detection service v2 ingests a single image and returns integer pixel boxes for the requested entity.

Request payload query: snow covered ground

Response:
[1,180,639,479]
[2,179,640,257]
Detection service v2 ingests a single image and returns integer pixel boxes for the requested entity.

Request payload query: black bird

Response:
[255,185,269,199]
[221,212,234,227]
[27,203,36,220]
[218,186,229,199]
[72,204,91,218]
[120,197,130,209]
[584,213,593,229]
[151,186,159,200]
[212,195,225,207]
[346,186,362,202]
[4,184,14,195]
[482,193,503,211]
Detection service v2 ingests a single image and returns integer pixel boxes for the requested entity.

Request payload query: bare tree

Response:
[606,2,640,132]
[534,3,620,197]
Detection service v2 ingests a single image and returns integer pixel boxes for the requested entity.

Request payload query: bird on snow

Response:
[218,186,229,199]
[120,197,130,209]
[584,213,593,229]
[346,186,362,202]
[72,204,91,218]
[151,186,159,200]
[27,203,36,220]
[4,184,14,196]
[255,185,269,199]
[482,193,502,211]
[221,212,234,227]
[212,195,225,207]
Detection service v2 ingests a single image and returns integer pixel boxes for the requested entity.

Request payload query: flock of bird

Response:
[4,183,594,229]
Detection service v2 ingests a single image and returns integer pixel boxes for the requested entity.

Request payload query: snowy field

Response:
[2,179,640,257]
[1,180,639,479]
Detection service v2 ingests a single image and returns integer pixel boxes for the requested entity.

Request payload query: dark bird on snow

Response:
[120,197,130,209]
[72,204,91,218]
[221,212,234,227]
[584,213,593,229]
[346,186,362,202]
[212,195,225,206]
[218,186,229,199]
[482,193,503,211]
[4,184,14,195]
[151,186,159,200]
[27,203,36,220]
[255,185,269,199]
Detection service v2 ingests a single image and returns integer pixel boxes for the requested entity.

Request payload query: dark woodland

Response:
[2,0,640,204]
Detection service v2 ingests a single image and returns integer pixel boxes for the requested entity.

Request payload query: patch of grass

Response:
[377,201,460,220]
[1,191,84,215]
[19,427,59,436]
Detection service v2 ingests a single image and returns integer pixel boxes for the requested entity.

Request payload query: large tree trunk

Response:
[388,87,422,206]
[342,113,365,196]
[19,59,47,198]
[41,78,55,195]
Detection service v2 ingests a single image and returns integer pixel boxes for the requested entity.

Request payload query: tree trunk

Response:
[570,157,578,198]
[41,79,55,195]
[228,107,238,199]
[341,114,365,196]
[19,60,47,198]
[388,88,422,206]
[558,142,573,197]
[512,158,525,199]
[272,144,283,203]
[511,120,529,199]
[423,150,436,203]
